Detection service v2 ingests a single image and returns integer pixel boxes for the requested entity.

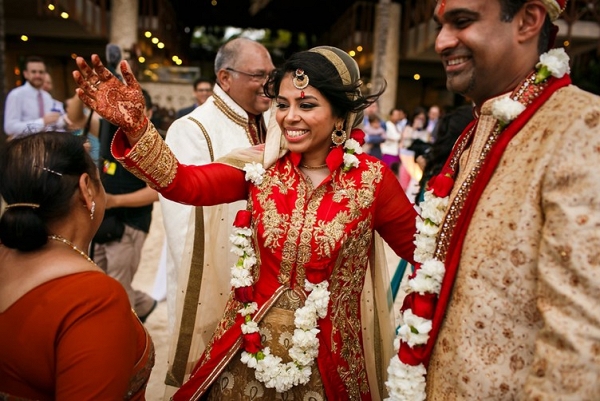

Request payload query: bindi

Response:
[437,0,446,18]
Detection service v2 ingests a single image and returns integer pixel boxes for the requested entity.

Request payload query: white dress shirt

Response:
[4,81,66,137]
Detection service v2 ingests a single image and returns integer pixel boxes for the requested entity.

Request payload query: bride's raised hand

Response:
[73,54,148,141]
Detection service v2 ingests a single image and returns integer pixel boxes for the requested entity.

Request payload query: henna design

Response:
[73,54,147,141]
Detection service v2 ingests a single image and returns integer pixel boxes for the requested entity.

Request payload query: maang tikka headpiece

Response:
[292,68,309,98]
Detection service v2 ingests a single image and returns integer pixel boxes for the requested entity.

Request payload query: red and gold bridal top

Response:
[113,125,417,400]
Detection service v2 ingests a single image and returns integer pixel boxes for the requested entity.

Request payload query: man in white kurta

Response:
[160,37,274,397]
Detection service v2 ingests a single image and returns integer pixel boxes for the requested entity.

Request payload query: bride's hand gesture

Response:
[73,54,148,141]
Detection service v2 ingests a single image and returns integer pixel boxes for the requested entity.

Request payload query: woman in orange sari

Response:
[0,132,154,400]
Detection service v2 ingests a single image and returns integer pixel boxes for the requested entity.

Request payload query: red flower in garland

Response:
[398,340,423,367]
[243,332,263,354]
[235,286,254,303]
[234,210,252,228]
[305,269,328,285]
[427,167,455,198]
[350,128,365,146]
[328,146,344,167]
[401,291,437,321]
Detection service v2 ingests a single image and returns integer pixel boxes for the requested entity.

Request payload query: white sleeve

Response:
[4,91,44,137]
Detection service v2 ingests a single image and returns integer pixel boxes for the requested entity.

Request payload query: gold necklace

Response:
[48,234,96,266]
[300,163,328,170]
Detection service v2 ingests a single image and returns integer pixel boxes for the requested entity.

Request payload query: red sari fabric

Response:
[113,130,418,400]
[179,155,416,399]
[0,272,154,400]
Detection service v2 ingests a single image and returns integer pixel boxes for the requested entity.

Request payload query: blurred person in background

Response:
[399,106,429,196]
[382,107,406,175]
[363,112,386,159]
[415,104,473,204]
[175,77,214,118]
[425,104,441,140]
[4,56,69,138]
[66,93,101,165]
[92,89,159,324]
[42,73,66,116]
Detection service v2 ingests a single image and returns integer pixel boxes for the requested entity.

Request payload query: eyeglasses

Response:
[195,89,212,93]
[225,67,268,82]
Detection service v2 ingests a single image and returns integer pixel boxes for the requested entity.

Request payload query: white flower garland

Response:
[384,48,570,400]
[491,97,526,127]
[234,135,362,392]
[385,189,449,401]
[343,137,363,171]
[535,48,570,82]
[244,162,266,185]
[493,48,570,127]
[233,164,331,393]
[238,280,330,393]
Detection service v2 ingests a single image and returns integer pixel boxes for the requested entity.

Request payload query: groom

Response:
[390,0,600,399]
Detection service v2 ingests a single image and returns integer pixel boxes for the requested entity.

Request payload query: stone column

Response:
[371,0,401,117]
[109,0,139,60]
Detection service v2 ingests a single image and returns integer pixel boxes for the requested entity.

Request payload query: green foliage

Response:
[188,26,311,56]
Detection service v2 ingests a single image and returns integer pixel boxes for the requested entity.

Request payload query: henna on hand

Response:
[73,54,148,142]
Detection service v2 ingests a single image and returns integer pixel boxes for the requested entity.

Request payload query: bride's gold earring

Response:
[331,121,347,146]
